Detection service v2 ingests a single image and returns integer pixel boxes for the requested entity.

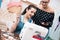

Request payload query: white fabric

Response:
[49,10,60,40]
[0,11,17,29]
[6,13,17,29]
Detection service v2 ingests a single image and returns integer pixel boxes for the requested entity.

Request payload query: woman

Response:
[10,5,37,34]
[32,0,54,29]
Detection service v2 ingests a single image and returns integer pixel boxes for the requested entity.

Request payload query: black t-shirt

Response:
[32,8,54,29]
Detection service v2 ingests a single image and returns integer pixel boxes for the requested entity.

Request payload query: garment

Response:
[14,15,32,34]
[2,12,17,29]
[0,0,2,7]
[45,11,60,40]
[32,8,54,29]
[45,21,60,40]
[7,2,22,8]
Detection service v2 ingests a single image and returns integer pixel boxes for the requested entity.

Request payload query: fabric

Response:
[7,2,22,8]
[14,15,32,34]
[32,8,54,29]
[2,12,17,29]
[45,11,60,40]
[0,0,2,7]
[45,23,60,40]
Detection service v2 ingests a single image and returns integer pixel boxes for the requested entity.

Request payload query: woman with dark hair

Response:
[32,0,54,29]
[22,5,37,15]
[9,5,37,34]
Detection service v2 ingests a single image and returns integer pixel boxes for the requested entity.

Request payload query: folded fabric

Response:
[7,2,22,8]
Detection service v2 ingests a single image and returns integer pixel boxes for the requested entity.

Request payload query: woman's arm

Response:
[21,0,37,6]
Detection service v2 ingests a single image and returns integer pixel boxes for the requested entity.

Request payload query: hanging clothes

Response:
[0,0,2,7]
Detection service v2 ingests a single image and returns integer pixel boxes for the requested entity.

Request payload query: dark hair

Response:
[59,16,60,22]
[22,5,37,15]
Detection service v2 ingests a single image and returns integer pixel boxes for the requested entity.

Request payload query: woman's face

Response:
[26,7,36,18]
[40,0,50,8]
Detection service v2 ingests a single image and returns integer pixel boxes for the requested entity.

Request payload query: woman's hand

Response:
[41,22,49,26]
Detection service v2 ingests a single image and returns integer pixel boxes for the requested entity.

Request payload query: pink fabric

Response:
[7,2,22,8]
